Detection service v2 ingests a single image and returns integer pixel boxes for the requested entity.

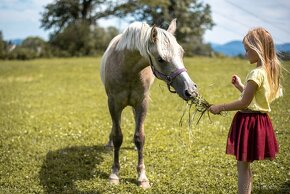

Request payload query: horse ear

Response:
[167,18,177,34]
[150,25,157,43]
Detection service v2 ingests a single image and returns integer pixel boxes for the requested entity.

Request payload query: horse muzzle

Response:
[170,73,198,101]
[150,64,198,101]
[184,82,198,99]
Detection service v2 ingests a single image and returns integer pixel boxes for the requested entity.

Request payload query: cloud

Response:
[203,0,290,43]
[0,0,54,39]
[0,9,39,23]
[0,0,54,23]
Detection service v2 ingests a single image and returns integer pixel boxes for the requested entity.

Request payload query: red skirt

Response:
[226,111,279,162]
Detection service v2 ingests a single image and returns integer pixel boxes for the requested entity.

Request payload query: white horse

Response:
[100,19,198,188]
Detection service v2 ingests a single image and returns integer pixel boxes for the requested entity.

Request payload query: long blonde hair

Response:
[243,27,283,100]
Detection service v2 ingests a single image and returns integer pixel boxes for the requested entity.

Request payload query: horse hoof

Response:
[105,141,114,149]
[109,178,119,185]
[138,181,150,189]
[109,174,119,185]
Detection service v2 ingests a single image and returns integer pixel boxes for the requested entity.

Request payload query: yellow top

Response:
[241,66,279,113]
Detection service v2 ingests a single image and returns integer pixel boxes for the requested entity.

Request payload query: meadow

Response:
[0,57,289,193]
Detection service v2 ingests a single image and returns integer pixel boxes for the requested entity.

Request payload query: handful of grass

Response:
[179,95,212,127]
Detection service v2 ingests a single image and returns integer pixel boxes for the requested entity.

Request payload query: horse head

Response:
[146,19,198,100]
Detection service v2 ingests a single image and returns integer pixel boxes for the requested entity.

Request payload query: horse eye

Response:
[157,56,165,63]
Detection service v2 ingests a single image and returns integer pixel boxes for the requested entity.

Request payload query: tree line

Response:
[0,26,119,60]
[1,0,216,60]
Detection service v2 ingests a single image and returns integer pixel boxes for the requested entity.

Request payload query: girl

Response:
[209,27,283,194]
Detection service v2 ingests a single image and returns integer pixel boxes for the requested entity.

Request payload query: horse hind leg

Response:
[107,97,123,184]
[133,97,150,189]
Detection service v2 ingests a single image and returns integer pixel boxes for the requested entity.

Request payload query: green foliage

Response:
[93,26,119,51]
[49,21,119,57]
[21,36,47,55]
[0,31,12,59]
[111,0,214,55]
[40,0,214,56]
[112,0,214,35]
[0,26,119,60]
[0,57,289,193]
[50,21,93,56]
[40,0,106,32]
[40,0,121,57]
[0,31,5,58]
[5,47,38,60]
[2,36,53,60]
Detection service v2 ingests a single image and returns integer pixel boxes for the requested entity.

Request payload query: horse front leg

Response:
[134,97,150,189]
[108,97,123,184]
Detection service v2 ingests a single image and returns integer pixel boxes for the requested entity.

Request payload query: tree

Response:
[41,0,119,55]
[91,26,119,52]
[111,0,214,55]
[0,31,5,58]
[49,21,91,56]
[49,20,119,56]
[41,0,117,33]
[41,0,214,56]
[21,36,49,57]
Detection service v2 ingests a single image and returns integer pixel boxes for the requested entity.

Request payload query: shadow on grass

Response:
[39,145,110,193]
[281,180,290,193]
[254,180,290,194]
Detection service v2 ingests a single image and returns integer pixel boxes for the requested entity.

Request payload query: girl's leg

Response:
[237,161,252,194]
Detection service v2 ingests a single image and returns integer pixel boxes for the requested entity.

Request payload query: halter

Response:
[147,53,187,93]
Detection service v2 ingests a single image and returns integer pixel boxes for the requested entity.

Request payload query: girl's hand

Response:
[209,105,222,115]
[232,75,241,86]
[232,75,244,92]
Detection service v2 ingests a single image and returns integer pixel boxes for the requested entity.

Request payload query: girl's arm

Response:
[232,75,244,93]
[209,80,258,114]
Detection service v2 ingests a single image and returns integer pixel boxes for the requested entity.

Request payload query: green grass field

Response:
[0,57,289,193]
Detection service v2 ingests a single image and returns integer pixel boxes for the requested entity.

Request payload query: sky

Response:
[0,0,290,44]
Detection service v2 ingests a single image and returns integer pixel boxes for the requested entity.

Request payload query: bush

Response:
[6,47,37,60]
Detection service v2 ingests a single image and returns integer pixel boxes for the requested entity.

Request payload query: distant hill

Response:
[276,43,290,52]
[211,41,290,57]
[8,38,23,45]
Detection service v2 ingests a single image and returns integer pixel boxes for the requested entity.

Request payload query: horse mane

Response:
[115,22,151,57]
